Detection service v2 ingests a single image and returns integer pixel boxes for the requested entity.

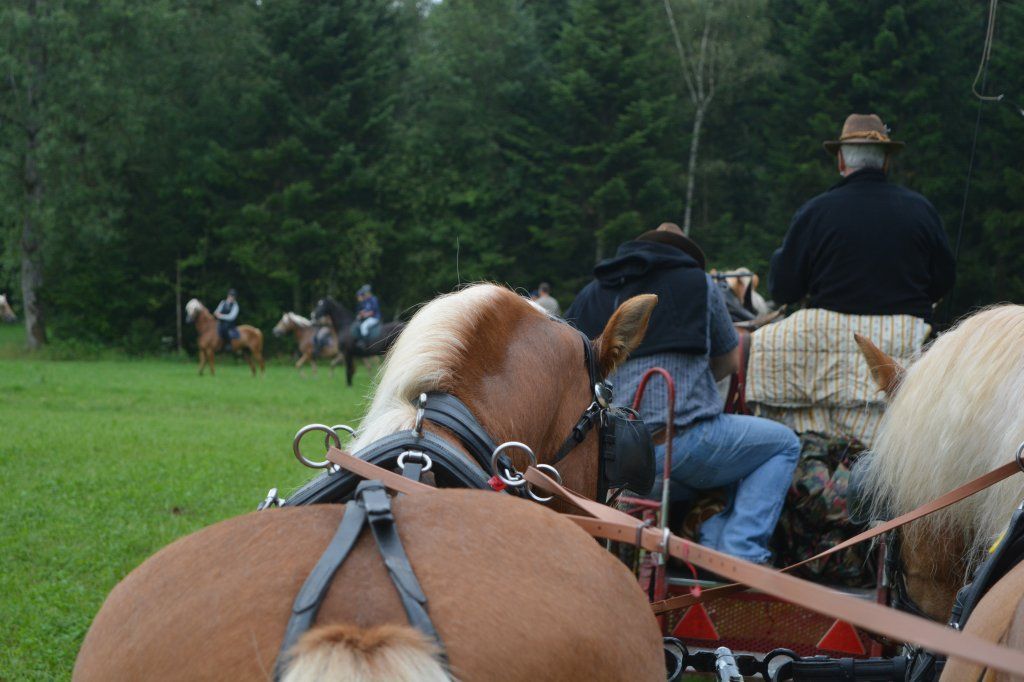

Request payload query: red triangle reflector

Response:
[672,603,720,641]
[817,619,866,655]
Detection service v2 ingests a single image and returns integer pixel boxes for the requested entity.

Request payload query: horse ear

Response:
[594,294,658,378]
[854,333,904,399]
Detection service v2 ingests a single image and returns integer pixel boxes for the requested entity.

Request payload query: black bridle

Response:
[279,328,616,507]
[885,530,933,621]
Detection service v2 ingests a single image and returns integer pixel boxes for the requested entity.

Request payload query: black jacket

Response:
[769,169,955,322]
[565,240,708,356]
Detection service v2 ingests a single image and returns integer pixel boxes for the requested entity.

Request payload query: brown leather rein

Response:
[325,447,1024,678]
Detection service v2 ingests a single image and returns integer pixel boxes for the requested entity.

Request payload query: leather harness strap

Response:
[320,449,1024,677]
[273,480,444,681]
[521,467,1024,679]
[649,459,1024,614]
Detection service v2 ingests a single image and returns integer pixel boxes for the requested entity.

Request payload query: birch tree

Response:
[662,0,774,236]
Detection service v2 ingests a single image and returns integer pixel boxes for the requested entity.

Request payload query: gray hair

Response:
[840,143,886,170]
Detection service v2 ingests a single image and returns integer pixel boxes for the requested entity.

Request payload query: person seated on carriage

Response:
[565,222,800,565]
[351,284,382,349]
[770,113,955,323]
[213,288,240,344]
[753,113,957,446]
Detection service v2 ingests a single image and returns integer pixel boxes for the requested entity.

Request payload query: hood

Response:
[593,240,702,287]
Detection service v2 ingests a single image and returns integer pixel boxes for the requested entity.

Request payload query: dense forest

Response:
[1,0,1021,354]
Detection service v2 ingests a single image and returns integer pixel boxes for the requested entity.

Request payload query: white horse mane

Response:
[862,304,1024,563]
[286,312,312,327]
[0,293,7,304]
[351,284,517,450]
[185,298,204,318]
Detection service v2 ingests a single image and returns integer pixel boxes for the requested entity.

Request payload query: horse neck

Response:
[330,301,353,327]
[194,308,216,333]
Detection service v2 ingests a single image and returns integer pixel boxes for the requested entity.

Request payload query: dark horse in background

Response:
[312,296,404,386]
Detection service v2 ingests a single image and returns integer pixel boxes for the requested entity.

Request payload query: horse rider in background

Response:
[351,284,382,349]
[535,282,561,317]
[214,288,240,344]
[750,114,957,446]
[566,222,800,565]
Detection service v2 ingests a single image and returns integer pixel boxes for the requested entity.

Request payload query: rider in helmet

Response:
[351,284,382,349]
[214,288,240,345]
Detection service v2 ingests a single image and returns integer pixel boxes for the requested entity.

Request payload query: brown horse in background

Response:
[75,284,662,681]
[185,298,265,376]
[272,311,343,377]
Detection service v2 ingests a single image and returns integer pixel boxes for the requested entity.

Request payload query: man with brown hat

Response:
[566,222,800,565]
[768,113,955,321]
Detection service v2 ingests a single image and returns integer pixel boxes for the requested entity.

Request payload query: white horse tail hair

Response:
[281,624,450,682]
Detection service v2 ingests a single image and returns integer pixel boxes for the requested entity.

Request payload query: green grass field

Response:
[0,325,374,679]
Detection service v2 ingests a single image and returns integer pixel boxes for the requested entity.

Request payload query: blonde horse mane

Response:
[862,304,1024,562]
[185,298,205,318]
[350,283,517,450]
[286,312,312,327]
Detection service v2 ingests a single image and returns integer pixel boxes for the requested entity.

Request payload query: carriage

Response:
[75,287,1024,681]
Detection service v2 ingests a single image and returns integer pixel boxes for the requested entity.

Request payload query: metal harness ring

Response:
[293,424,341,469]
[1016,441,1024,474]
[397,450,433,473]
[527,463,563,503]
[324,424,355,451]
[491,442,536,488]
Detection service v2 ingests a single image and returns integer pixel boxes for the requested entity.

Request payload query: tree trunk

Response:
[682,104,705,237]
[175,259,183,353]
[21,0,47,349]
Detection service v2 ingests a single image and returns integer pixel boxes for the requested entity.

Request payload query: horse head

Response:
[351,283,656,500]
[313,296,353,331]
[0,294,15,323]
[272,313,292,337]
[184,298,204,323]
[856,306,1024,620]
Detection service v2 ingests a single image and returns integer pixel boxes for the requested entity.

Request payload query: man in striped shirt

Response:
[566,224,800,565]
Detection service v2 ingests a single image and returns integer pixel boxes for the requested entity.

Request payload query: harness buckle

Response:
[413,393,428,438]
[257,487,283,511]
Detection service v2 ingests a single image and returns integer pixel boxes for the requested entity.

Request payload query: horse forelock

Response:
[185,298,203,317]
[351,284,540,450]
[864,304,1024,563]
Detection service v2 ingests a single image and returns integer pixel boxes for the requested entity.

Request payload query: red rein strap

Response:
[523,467,1024,679]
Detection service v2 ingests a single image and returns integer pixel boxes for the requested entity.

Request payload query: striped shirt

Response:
[610,275,738,431]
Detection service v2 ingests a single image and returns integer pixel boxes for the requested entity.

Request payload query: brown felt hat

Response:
[637,222,707,270]
[823,113,905,156]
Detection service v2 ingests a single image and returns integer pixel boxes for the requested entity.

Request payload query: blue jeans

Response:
[652,414,800,563]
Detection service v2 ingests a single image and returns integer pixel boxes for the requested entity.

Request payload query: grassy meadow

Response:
[0,325,374,679]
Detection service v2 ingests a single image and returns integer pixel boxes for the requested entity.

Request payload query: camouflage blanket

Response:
[676,431,875,587]
[770,431,875,587]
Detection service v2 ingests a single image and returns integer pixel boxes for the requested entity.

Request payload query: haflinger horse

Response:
[0,293,15,322]
[75,284,665,681]
[273,311,343,377]
[855,305,1024,626]
[185,298,265,376]
[312,296,405,386]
